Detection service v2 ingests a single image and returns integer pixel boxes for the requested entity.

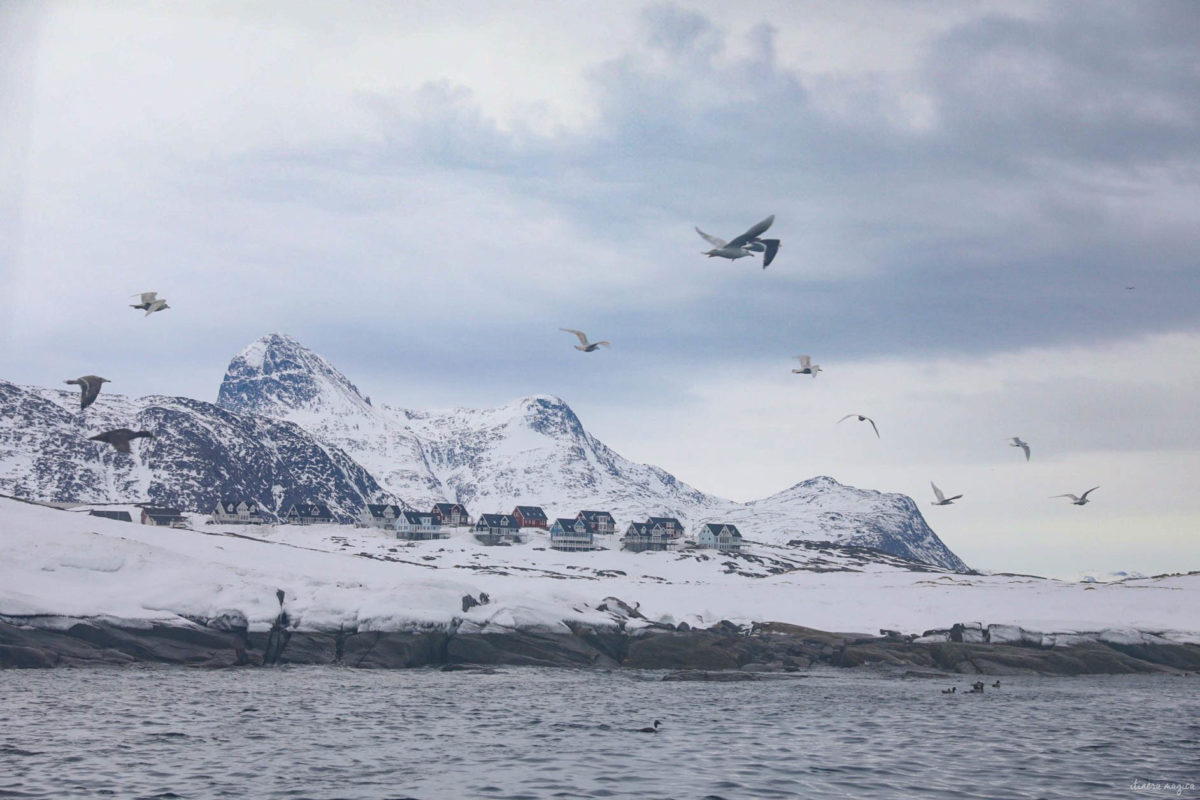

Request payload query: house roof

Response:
[400,510,436,524]
[702,523,742,537]
[514,505,547,518]
[647,516,683,528]
[578,510,615,522]
[89,510,132,522]
[142,506,182,516]
[476,513,518,527]
[552,517,586,530]
[287,503,332,517]
[433,502,467,514]
[367,503,403,516]
[624,522,650,537]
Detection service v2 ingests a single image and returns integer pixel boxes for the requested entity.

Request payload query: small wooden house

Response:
[621,519,680,552]
[361,503,404,530]
[474,513,522,545]
[212,499,267,525]
[576,510,617,536]
[512,505,549,529]
[282,503,334,525]
[697,523,743,552]
[140,506,187,528]
[396,510,443,540]
[549,517,593,551]
[432,502,472,528]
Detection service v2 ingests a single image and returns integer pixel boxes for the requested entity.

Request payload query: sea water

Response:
[1,667,1197,799]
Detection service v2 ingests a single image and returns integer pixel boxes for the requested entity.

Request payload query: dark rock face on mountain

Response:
[0,380,392,519]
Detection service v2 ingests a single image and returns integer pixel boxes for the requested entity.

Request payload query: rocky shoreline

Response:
[3,617,1198,676]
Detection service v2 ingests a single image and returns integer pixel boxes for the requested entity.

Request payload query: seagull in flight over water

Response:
[1009,436,1031,461]
[838,414,879,438]
[131,292,169,316]
[930,482,962,506]
[560,329,610,352]
[695,214,780,268]
[65,375,110,411]
[1053,487,1099,505]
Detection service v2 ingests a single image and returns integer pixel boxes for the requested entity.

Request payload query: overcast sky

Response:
[2,1,1198,577]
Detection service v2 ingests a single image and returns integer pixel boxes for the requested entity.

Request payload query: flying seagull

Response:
[64,375,110,411]
[560,328,610,352]
[131,292,169,316]
[930,481,962,506]
[792,355,822,377]
[1009,436,1031,461]
[695,214,780,268]
[838,414,879,438]
[89,428,155,454]
[1053,487,1099,506]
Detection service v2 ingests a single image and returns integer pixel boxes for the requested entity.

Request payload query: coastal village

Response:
[95,498,745,554]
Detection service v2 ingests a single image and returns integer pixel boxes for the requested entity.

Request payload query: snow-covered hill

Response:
[0,333,966,570]
[214,334,967,570]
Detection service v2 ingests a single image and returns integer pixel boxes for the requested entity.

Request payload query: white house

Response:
[360,503,404,530]
[395,510,443,540]
[697,523,743,553]
[549,517,594,551]
[212,499,267,525]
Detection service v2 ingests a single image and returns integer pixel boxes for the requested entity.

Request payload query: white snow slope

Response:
[3,498,1196,642]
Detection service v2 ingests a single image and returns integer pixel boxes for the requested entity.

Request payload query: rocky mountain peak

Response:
[216,333,369,419]
[515,395,586,440]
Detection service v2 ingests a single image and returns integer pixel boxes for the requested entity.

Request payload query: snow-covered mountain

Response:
[0,333,967,570]
[212,334,968,571]
[0,380,393,518]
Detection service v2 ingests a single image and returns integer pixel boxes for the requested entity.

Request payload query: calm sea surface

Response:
[1,667,1197,799]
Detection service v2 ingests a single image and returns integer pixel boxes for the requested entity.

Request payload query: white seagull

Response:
[792,355,822,377]
[1053,487,1099,506]
[930,482,962,506]
[695,214,780,268]
[560,328,610,352]
[838,414,879,438]
[1009,436,1031,461]
[131,292,169,317]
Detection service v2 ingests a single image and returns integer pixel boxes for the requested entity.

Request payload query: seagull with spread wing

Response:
[65,375,110,411]
[131,292,169,316]
[560,328,610,352]
[1053,487,1099,506]
[838,414,879,438]
[930,482,962,506]
[1009,436,1031,461]
[791,355,822,377]
[695,214,780,268]
[89,428,155,454]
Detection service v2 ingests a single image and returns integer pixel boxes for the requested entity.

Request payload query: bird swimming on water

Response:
[560,328,610,352]
[792,355,822,377]
[695,214,780,268]
[838,414,879,438]
[1009,436,1031,461]
[131,292,169,316]
[637,720,662,733]
[89,428,155,454]
[1053,487,1099,506]
[65,375,109,410]
[930,482,962,506]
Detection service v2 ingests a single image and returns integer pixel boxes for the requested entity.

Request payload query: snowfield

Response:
[3,497,1197,643]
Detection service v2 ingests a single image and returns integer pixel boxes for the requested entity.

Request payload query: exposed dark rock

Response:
[4,618,1200,676]
[662,670,762,681]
